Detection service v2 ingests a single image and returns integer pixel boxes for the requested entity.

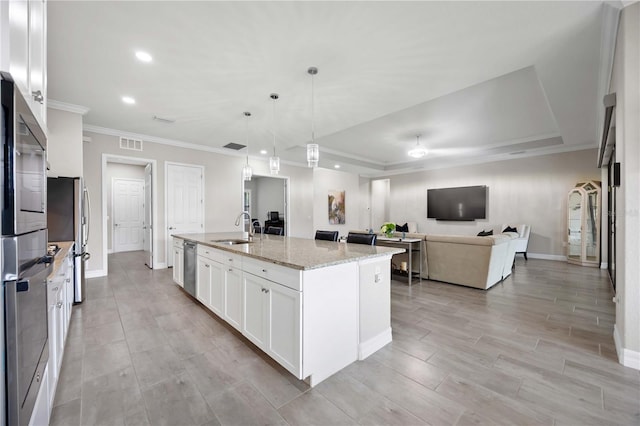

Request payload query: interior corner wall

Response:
[105,163,146,252]
[610,1,640,366]
[82,131,314,274]
[382,149,600,258]
[47,108,83,177]
[254,176,286,223]
[312,168,360,238]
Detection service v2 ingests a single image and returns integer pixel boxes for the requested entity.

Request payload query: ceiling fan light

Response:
[408,147,428,158]
[307,143,319,167]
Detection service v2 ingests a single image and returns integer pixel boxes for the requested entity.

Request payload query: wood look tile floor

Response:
[50,252,640,426]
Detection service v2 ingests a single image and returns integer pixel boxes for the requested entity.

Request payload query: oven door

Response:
[5,258,51,426]
[1,75,47,236]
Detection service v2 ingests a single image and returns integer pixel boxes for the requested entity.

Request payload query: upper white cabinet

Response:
[2,0,47,126]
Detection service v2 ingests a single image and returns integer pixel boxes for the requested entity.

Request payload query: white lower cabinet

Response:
[172,238,184,287]
[242,273,301,377]
[196,255,224,316]
[224,266,243,331]
[28,364,49,426]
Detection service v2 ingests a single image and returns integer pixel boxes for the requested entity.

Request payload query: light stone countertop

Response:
[47,241,74,280]
[172,232,404,271]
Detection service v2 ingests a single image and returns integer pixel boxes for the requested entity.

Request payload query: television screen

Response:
[427,186,487,221]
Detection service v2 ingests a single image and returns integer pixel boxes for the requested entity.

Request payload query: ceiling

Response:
[47,1,617,176]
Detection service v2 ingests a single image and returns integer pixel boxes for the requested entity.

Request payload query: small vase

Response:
[385,231,394,239]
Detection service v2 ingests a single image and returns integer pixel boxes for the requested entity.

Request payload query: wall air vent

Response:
[119,137,143,151]
[223,143,246,150]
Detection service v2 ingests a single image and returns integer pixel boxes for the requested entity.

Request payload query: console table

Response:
[376,237,422,286]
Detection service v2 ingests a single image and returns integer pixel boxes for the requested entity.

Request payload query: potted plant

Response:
[380,222,396,238]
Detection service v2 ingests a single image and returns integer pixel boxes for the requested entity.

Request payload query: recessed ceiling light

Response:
[122,96,136,105]
[260,149,268,155]
[135,51,152,62]
[334,164,341,169]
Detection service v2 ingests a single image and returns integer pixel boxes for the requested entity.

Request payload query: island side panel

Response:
[302,262,359,387]
[358,255,393,359]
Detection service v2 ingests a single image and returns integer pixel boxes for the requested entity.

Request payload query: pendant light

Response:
[408,134,428,159]
[269,93,280,175]
[242,111,253,181]
[307,66,319,168]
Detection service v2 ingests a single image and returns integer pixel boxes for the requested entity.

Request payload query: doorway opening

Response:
[101,155,158,274]
[242,174,289,236]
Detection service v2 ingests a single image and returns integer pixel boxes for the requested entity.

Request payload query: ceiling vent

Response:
[223,142,246,150]
[120,137,143,151]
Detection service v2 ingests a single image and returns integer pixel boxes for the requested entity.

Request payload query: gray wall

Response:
[83,131,314,274]
[313,168,361,238]
[380,149,600,258]
[254,176,286,223]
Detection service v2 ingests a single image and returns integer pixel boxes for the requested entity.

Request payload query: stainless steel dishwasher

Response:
[183,241,197,297]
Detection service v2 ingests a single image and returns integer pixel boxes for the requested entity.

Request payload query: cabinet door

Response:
[47,302,57,384]
[209,261,224,316]
[196,256,211,307]
[173,247,184,286]
[8,0,29,93]
[54,289,64,374]
[223,267,242,331]
[266,282,302,377]
[28,0,45,121]
[242,274,268,348]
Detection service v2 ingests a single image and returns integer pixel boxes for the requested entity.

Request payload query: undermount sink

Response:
[211,239,252,245]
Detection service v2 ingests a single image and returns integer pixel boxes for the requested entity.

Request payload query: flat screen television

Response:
[427,185,487,221]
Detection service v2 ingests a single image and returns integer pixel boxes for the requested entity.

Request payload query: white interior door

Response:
[166,163,204,267]
[113,178,145,253]
[144,164,153,268]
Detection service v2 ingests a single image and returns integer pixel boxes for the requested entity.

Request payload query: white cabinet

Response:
[28,364,48,426]
[172,238,184,287]
[3,0,47,125]
[224,265,243,331]
[242,273,301,377]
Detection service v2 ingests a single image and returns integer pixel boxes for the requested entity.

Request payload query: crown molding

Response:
[48,99,90,115]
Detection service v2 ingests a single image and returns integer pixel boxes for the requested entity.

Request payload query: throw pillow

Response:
[477,230,493,236]
[503,226,518,233]
[395,223,409,232]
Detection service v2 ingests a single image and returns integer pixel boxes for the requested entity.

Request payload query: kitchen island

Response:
[172,232,403,386]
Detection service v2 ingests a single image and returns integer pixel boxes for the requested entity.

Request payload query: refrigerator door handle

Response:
[83,186,91,246]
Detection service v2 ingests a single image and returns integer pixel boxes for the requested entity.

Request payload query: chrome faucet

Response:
[234,211,254,240]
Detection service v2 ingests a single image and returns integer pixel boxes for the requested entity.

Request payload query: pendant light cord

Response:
[311,73,315,143]
[244,111,251,165]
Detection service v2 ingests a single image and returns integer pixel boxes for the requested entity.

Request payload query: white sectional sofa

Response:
[424,234,516,290]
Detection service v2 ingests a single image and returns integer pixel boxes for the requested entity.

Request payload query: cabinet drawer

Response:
[243,257,301,291]
[197,245,223,263]
[173,238,184,249]
[221,252,242,268]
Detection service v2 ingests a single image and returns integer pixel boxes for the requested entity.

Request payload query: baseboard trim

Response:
[614,324,640,370]
[86,269,107,279]
[358,327,392,360]
[600,262,608,269]
[527,253,567,261]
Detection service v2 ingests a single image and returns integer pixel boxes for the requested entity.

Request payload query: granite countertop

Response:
[172,232,404,271]
[48,241,74,280]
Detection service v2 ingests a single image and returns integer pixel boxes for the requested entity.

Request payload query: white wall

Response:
[371,179,390,232]
[313,168,360,238]
[83,131,314,275]
[381,149,600,258]
[610,2,640,368]
[105,163,146,251]
[47,108,83,177]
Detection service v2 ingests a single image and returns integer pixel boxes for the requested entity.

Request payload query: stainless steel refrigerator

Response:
[47,177,91,303]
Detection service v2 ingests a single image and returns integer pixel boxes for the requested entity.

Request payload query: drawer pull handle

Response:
[51,287,58,291]
[264,289,270,294]
[228,268,233,272]
[262,269,267,273]
[205,264,210,268]
[56,302,63,309]
[228,258,233,262]
[66,278,71,283]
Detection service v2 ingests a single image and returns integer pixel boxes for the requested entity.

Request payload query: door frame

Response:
[101,154,158,276]
[241,174,290,236]
[165,161,205,268]
[111,177,145,254]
